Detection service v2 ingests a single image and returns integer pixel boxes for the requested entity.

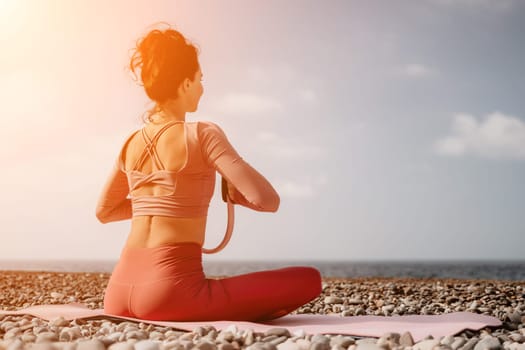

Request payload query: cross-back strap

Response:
[131,121,184,171]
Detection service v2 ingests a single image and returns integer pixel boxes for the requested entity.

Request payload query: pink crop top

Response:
[95,121,280,223]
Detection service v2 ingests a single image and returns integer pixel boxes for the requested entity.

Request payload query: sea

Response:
[0,260,524,281]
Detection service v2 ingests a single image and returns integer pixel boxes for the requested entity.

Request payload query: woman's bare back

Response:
[122,122,206,249]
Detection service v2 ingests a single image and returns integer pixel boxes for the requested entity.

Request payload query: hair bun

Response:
[129,23,200,122]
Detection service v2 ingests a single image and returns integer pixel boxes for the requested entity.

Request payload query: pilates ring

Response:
[202,177,235,254]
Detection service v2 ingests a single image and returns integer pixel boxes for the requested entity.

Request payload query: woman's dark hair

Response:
[129,22,201,122]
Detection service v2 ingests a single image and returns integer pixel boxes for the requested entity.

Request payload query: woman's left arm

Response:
[95,158,132,224]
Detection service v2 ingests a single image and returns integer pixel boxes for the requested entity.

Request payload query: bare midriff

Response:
[124,216,206,248]
[122,123,205,249]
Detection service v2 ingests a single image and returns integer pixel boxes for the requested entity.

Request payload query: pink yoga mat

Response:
[0,303,501,342]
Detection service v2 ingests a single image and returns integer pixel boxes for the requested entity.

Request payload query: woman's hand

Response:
[221,177,234,203]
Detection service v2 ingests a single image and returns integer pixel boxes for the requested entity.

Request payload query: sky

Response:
[0,0,524,262]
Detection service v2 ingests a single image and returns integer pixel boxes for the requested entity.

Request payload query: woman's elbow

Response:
[270,193,280,212]
[261,192,280,212]
[95,207,109,224]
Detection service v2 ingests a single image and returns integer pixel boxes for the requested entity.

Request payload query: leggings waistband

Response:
[111,242,205,284]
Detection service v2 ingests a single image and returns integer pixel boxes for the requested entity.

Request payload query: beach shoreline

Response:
[0,271,523,350]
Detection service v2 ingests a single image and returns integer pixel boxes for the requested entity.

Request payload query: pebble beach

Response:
[0,271,524,350]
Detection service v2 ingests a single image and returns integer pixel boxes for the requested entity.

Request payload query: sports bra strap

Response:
[140,128,165,170]
[131,121,184,171]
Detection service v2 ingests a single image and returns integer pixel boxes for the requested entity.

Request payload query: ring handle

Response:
[202,177,235,254]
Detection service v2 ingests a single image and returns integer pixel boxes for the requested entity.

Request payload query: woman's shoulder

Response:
[195,120,228,138]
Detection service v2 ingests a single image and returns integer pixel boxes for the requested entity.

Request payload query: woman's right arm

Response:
[198,121,280,212]
[95,157,132,224]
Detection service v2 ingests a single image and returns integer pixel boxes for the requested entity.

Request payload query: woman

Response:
[96,24,322,321]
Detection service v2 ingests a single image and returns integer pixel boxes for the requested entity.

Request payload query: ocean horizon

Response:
[0,259,524,281]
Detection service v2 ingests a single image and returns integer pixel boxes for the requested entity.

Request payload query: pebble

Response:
[49,316,70,327]
[0,272,524,350]
[133,340,160,350]
[355,343,384,350]
[36,331,59,343]
[400,332,415,346]
[473,337,501,350]
[310,341,330,350]
[265,328,292,338]
[413,339,440,350]
[50,292,65,299]
[461,338,480,350]
[108,342,134,350]
[324,297,344,305]
[507,311,522,324]
[377,332,400,348]
[451,337,467,350]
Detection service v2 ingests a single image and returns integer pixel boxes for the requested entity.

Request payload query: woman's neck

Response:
[150,104,186,124]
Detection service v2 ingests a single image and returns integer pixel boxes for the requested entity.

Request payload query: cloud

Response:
[395,64,437,79]
[210,93,284,116]
[255,131,323,158]
[276,181,315,199]
[275,175,328,199]
[245,63,295,86]
[434,112,525,159]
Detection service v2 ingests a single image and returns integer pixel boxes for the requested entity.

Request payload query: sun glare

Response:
[0,0,19,26]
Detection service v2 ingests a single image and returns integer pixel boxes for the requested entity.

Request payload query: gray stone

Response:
[413,339,440,350]
[148,332,164,341]
[355,343,384,350]
[507,311,522,324]
[460,338,479,350]
[451,338,466,350]
[440,336,455,347]
[311,335,330,345]
[330,336,355,348]
[244,330,255,346]
[126,331,149,341]
[265,328,292,338]
[433,346,452,350]
[21,334,37,343]
[62,343,79,350]
[29,343,56,350]
[76,340,106,350]
[355,339,377,345]
[270,337,289,346]
[161,341,184,350]
[509,334,525,343]
[331,346,346,350]
[507,343,525,350]
[194,341,217,350]
[378,332,400,347]
[295,339,311,350]
[381,305,395,314]
[49,316,69,327]
[218,344,235,350]
[310,341,330,350]
[262,336,279,343]
[106,333,124,343]
[246,343,268,350]
[400,332,415,347]
[217,331,235,343]
[324,296,344,305]
[108,342,135,350]
[473,337,501,350]
[36,332,59,343]
[134,340,160,350]
[277,340,300,350]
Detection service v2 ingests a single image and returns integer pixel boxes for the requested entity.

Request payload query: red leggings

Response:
[103,243,322,321]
